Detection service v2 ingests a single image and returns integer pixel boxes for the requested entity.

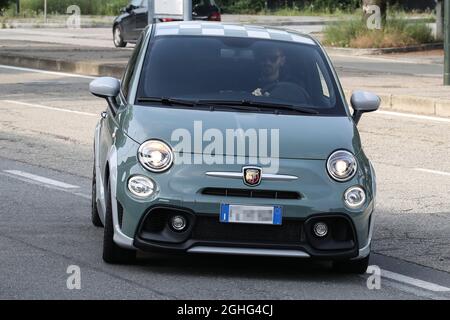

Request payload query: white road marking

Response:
[2,100,98,117]
[3,170,80,189]
[414,168,450,177]
[0,64,97,79]
[0,171,90,200]
[376,276,448,300]
[381,269,450,292]
[376,110,450,123]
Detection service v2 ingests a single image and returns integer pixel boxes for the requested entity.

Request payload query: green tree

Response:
[0,0,13,11]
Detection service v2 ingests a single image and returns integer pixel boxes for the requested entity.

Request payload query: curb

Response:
[1,54,448,118]
[326,43,443,56]
[227,20,337,27]
[0,54,125,78]
[1,23,111,29]
[344,91,450,118]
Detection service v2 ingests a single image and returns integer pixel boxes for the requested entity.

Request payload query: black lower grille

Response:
[192,215,303,244]
[202,188,301,200]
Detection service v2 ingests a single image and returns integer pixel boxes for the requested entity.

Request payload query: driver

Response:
[252,47,286,97]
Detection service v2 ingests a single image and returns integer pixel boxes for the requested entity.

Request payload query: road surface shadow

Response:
[130,252,356,281]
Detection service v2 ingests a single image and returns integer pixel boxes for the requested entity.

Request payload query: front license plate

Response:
[220,204,282,225]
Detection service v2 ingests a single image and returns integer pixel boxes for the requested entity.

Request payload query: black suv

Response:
[113,0,221,47]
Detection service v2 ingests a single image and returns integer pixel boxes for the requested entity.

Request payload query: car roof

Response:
[152,21,318,46]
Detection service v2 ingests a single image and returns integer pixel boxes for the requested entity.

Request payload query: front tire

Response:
[113,25,127,48]
[102,178,136,264]
[333,255,370,274]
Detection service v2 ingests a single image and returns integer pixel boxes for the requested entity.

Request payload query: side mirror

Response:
[120,7,127,13]
[90,77,120,115]
[350,91,380,125]
[90,77,120,98]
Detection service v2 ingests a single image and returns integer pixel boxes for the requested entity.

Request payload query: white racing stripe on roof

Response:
[179,24,202,29]
[223,25,246,31]
[154,22,317,46]
[202,28,225,36]
[246,30,271,39]
[291,34,316,45]
[156,28,179,36]
[266,29,290,35]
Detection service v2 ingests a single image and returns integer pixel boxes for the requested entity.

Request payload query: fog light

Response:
[171,215,187,231]
[344,186,366,209]
[313,222,328,237]
[127,176,155,198]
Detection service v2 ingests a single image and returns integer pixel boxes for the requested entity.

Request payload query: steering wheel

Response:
[261,81,311,104]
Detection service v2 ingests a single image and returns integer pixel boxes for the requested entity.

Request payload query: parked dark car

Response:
[113,0,221,47]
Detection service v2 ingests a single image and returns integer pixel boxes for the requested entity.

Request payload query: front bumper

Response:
[112,141,375,260]
[127,205,372,260]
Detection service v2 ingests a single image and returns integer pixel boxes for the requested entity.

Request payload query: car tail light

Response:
[208,12,221,21]
[161,18,174,22]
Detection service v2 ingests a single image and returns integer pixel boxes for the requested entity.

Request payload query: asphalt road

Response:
[0,65,449,300]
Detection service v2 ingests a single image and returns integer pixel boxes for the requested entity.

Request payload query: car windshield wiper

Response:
[137,97,198,107]
[137,97,230,112]
[137,97,319,115]
[197,99,319,115]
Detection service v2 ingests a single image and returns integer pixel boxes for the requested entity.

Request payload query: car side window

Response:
[121,34,144,98]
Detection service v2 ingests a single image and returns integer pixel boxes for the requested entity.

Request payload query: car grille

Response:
[201,188,301,200]
[192,215,303,244]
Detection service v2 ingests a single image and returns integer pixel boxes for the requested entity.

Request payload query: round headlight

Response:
[344,186,366,209]
[128,176,155,198]
[138,140,173,172]
[327,150,357,182]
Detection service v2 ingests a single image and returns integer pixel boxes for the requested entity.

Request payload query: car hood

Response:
[120,105,360,160]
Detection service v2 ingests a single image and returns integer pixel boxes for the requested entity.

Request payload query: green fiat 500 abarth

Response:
[89,22,380,273]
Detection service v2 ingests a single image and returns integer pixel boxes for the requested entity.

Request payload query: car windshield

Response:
[136,35,346,115]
